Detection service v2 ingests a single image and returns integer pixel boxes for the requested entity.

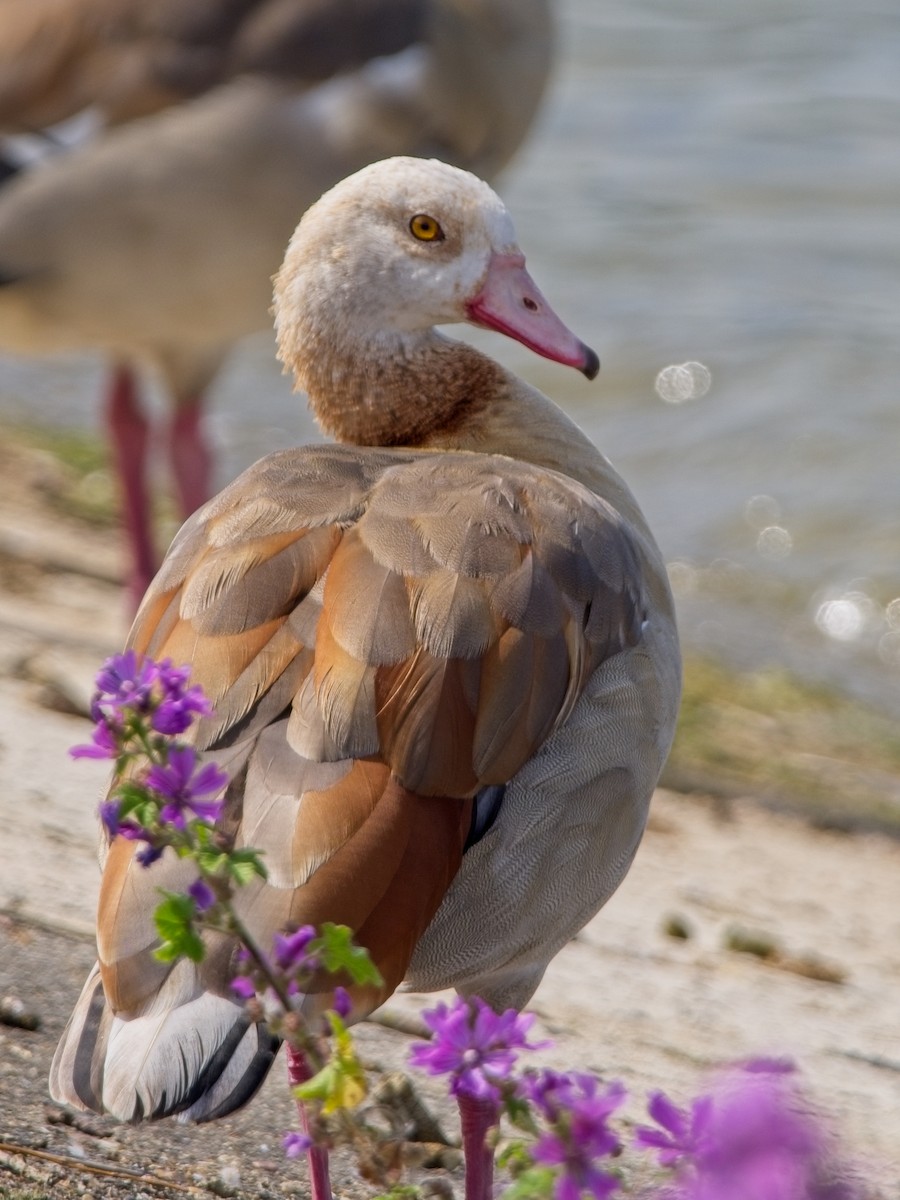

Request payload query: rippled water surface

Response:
[2,0,899,712]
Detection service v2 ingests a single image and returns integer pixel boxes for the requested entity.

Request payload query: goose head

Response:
[273,156,598,443]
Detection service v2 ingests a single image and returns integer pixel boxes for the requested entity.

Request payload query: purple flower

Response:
[99,797,157,852]
[230,947,258,999]
[188,877,217,912]
[71,720,120,761]
[271,925,319,994]
[135,842,164,867]
[151,660,214,734]
[94,650,158,716]
[274,925,318,972]
[283,1131,313,1158]
[636,1063,863,1200]
[231,975,256,999]
[77,653,216,751]
[332,986,352,1019]
[634,1089,713,1168]
[99,799,123,837]
[410,996,546,1102]
[145,746,227,829]
[526,1072,625,1200]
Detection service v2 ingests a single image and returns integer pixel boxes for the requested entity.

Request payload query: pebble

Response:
[0,994,41,1030]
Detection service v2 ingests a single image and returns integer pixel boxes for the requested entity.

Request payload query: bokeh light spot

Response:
[666,559,698,596]
[813,590,878,643]
[655,361,712,404]
[756,525,793,560]
[816,599,864,641]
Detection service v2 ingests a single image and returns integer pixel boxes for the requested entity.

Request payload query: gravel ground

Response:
[0,914,466,1200]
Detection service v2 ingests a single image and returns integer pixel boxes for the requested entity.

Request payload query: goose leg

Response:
[286,1044,333,1200]
[168,396,213,520]
[458,1094,498,1200]
[104,363,155,606]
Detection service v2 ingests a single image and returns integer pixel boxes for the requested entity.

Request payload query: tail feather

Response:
[50,961,279,1124]
[49,963,111,1113]
[183,1021,280,1123]
[52,744,471,1128]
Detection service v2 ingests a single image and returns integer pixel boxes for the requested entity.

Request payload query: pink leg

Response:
[458,1094,499,1200]
[104,364,156,608]
[167,397,213,520]
[286,1045,332,1200]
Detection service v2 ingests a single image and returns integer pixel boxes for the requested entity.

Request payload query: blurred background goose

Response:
[0,0,432,132]
[50,155,681,1200]
[0,0,553,605]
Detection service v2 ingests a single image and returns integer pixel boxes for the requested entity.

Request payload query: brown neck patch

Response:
[301,336,510,448]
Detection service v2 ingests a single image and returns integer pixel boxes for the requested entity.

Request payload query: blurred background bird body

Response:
[0,0,553,603]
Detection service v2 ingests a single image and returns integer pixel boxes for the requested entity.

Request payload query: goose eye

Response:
[409,213,444,242]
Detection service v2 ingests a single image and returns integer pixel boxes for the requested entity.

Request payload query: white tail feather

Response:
[50,959,278,1123]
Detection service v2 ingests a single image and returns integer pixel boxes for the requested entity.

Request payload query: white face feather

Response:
[274,156,521,351]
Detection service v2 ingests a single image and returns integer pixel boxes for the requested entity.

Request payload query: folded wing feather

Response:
[51,443,646,1123]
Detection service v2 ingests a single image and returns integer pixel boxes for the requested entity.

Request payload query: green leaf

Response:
[293,1019,367,1114]
[497,1141,534,1173]
[504,1094,541,1135]
[228,848,268,884]
[114,781,155,817]
[498,1165,557,1200]
[192,822,215,847]
[197,849,230,875]
[314,923,383,987]
[153,891,205,963]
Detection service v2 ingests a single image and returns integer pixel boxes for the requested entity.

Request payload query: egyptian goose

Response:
[0,0,552,606]
[49,156,681,1200]
[0,0,431,131]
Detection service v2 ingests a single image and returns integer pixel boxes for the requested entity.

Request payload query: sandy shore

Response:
[0,438,898,1198]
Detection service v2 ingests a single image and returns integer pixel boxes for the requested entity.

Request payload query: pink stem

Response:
[458,1093,499,1200]
[286,1044,332,1200]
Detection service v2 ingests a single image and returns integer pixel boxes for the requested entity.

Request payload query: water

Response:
[1,0,899,714]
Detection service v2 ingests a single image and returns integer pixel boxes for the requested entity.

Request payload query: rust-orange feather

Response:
[92,444,644,1025]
